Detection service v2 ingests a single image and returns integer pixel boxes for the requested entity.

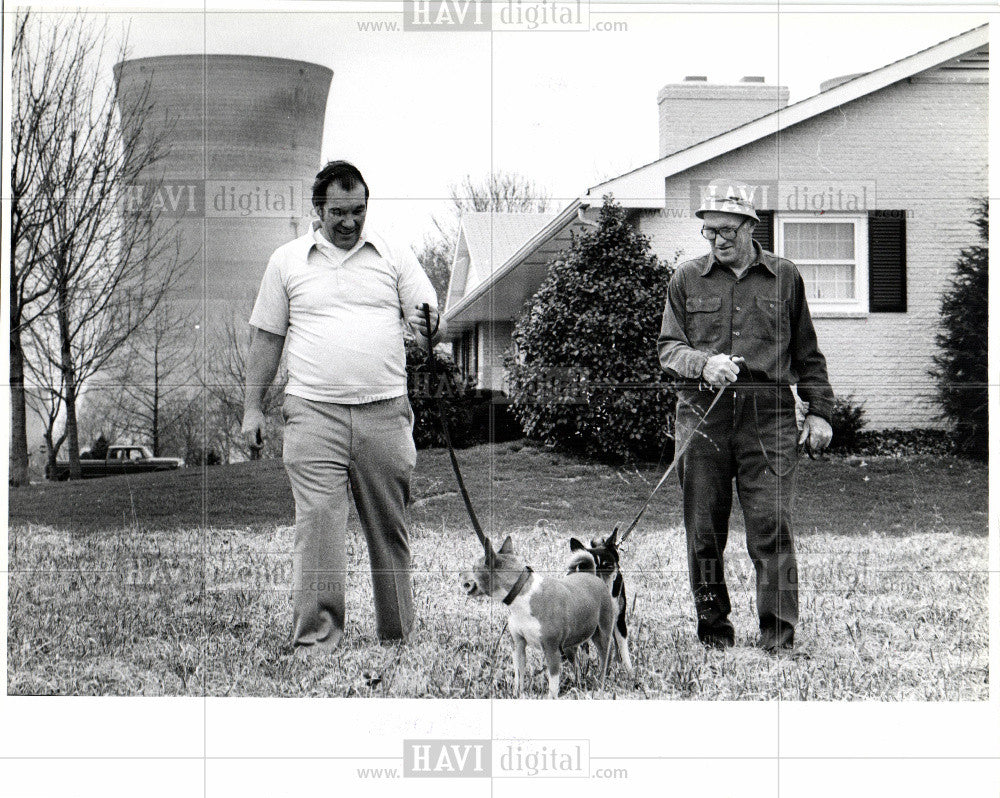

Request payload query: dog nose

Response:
[460,573,478,595]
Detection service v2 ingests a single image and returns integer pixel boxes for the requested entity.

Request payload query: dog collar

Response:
[502,566,533,606]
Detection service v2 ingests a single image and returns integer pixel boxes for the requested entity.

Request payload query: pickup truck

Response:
[46,445,185,481]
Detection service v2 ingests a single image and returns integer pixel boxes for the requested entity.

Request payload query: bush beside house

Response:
[505,197,676,462]
[930,199,988,461]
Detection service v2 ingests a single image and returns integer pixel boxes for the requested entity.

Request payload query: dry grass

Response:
[7,444,988,699]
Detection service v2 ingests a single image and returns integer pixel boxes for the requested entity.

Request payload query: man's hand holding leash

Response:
[409,303,446,345]
[701,353,742,387]
[701,353,833,456]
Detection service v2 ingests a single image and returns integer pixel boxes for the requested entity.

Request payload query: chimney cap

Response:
[740,75,766,83]
[819,72,867,92]
[683,75,708,82]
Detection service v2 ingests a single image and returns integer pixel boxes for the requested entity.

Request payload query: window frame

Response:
[775,213,869,317]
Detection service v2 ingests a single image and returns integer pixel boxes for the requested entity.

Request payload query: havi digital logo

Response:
[403,739,491,778]
[404,1,589,31]
[404,1,491,31]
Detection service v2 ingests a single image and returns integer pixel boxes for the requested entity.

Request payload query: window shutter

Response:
[868,211,907,312]
[752,211,775,252]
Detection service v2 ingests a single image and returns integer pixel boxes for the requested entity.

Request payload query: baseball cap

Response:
[695,193,760,222]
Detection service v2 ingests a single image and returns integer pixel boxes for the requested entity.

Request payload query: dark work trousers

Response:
[675,383,799,644]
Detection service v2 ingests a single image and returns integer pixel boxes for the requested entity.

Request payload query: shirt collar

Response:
[288,221,388,260]
[700,239,777,277]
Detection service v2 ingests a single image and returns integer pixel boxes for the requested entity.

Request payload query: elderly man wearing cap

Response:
[658,190,834,652]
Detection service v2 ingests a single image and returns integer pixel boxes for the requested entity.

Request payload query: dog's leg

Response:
[595,609,615,693]
[612,579,633,678]
[565,646,582,688]
[598,633,613,692]
[512,634,527,697]
[542,640,562,699]
[615,627,634,678]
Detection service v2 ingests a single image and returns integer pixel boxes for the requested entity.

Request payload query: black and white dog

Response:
[567,529,633,677]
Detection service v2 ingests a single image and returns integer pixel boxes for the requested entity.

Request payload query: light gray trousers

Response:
[281,393,417,651]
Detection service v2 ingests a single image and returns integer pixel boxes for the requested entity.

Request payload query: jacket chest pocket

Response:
[752,295,790,343]
[685,295,723,348]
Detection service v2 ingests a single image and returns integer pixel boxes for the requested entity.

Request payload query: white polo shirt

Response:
[250,223,437,404]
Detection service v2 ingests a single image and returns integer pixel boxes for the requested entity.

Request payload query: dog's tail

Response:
[567,550,597,575]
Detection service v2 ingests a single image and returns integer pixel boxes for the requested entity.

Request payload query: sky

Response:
[14,2,990,244]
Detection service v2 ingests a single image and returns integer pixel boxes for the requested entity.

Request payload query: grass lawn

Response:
[7,442,988,699]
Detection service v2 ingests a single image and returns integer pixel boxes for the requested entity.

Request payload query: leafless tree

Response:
[449,171,551,215]
[105,295,199,455]
[416,170,551,308]
[203,303,286,462]
[22,326,65,478]
[152,391,208,464]
[10,13,64,486]
[74,385,134,455]
[13,12,188,479]
[415,231,453,308]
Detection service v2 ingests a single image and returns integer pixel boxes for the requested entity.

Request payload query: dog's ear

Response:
[569,537,586,552]
[498,535,514,554]
[607,527,619,546]
[484,537,498,567]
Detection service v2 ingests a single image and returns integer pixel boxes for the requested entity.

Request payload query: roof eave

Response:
[443,198,586,327]
[587,24,989,199]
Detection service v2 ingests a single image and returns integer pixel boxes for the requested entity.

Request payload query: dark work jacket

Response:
[657,241,835,422]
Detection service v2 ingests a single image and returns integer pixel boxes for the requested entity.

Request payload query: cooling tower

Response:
[113,55,333,330]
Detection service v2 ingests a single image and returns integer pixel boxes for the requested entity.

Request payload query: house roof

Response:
[444,212,559,313]
[442,24,988,332]
[444,201,589,332]
[462,212,560,274]
[587,24,989,205]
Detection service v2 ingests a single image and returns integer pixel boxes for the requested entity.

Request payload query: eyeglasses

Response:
[701,220,748,241]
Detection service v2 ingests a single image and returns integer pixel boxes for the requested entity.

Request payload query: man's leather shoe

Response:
[698,621,735,649]
[758,625,794,653]
[701,632,735,650]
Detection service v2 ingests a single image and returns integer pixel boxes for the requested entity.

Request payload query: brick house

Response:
[443,25,988,428]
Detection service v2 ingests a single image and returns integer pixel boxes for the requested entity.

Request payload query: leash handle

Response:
[420,303,490,553]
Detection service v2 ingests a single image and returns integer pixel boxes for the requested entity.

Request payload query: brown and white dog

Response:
[568,529,634,678]
[461,535,616,698]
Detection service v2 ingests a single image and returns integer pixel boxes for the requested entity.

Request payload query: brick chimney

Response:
[657,75,790,158]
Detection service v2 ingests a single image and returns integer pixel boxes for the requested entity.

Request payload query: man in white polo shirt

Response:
[242,160,443,655]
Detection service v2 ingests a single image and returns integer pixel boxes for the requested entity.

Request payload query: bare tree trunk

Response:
[56,279,82,479]
[9,318,31,487]
[152,353,160,456]
[45,436,59,478]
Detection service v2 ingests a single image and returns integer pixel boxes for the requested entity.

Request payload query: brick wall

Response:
[658,81,790,157]
[641,71,987,429]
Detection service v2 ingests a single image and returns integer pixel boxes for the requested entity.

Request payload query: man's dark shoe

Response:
[701,632,735,650]
[758,624,794,653]
[698,621,735,650]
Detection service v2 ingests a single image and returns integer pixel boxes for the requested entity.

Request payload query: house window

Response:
[776,214,868,316]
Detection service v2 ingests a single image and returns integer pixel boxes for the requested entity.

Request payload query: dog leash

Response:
[420,304,491,553]
[617,381,730,545]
